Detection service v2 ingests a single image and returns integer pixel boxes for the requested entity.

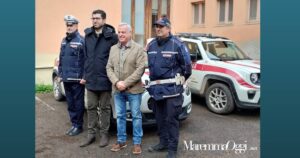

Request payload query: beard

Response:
[93,24,103,30]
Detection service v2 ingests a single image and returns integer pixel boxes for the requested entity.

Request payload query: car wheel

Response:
[205,83,234,114]
[53,76,64,101]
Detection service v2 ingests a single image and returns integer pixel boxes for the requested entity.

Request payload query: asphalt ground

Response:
[36,93,260,158]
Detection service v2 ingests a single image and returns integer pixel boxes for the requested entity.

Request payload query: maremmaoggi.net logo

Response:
[183,140,258,154]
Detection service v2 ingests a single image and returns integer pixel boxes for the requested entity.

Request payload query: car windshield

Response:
[202,41,251,61]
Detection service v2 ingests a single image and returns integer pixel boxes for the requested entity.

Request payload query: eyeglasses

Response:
[91,17,102,20]
[66,24,74,27]
[155,25,165,29]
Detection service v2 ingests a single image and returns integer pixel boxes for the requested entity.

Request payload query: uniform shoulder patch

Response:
[148,38,156,45]
[173,36,184,43]
[176,36,184,43]
[171,37,183,46]
[146,39,157,50]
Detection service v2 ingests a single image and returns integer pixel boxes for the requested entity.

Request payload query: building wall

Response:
[36,0,260,84]
[171,0,260,59]
[36,0,121,84]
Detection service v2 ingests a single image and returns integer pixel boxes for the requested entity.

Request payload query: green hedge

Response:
[35,84,53,93]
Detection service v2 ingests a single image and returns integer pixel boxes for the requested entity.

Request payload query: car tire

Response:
[53,76,64,101]
[205,83,234,114]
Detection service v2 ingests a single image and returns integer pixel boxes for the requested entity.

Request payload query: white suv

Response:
[52,58,192,125]
[178,33,260,114]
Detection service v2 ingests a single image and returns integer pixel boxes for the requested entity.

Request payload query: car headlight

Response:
[250,73,260,85]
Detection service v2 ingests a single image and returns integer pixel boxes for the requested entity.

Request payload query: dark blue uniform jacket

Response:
[147,34,192,100]
[58,31,85,82]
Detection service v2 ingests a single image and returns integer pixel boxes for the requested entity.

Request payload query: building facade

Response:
[36,0,260,84]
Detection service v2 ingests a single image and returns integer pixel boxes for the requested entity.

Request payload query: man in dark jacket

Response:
[80,9,118,148]
[58,15,85,136]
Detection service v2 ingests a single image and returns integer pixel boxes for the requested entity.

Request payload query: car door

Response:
[184,41,205,94]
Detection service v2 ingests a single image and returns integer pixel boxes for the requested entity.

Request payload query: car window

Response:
[184,41,203,60]
[203,41,250,60]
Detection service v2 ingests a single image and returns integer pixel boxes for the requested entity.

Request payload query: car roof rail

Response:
[176,32,228,40]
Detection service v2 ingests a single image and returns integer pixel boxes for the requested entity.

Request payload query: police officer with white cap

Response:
[58,15,85,136]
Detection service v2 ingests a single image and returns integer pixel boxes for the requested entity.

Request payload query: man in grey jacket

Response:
[106,23,146,155]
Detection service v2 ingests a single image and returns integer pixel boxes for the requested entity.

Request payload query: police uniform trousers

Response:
[152,94,183,152]
[63,82,85,128]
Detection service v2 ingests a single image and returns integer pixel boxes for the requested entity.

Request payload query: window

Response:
[121,0,131,24]
[184,41,202,60]
[122,0,170,45]
[161,0,168,15]
[192,1,205,25]
[135,0,145,46]
[218,0,233,24]
[249,0,260,21]
[150,0,170,37]
[202,41,250,60]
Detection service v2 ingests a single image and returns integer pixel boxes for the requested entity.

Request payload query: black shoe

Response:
[167,150,177,158]
[65,126,75,135]
[148,143,168,152]
[80,136,96,148]
[99,133,109,147]
[68,127,83,136]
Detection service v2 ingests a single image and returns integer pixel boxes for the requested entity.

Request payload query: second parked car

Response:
[177,33,260,114]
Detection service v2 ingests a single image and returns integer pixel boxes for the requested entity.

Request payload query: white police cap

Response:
[64,15,79,25]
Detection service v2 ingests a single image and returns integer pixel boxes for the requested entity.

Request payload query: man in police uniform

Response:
[146,16,192,158]
[58,15,85,136]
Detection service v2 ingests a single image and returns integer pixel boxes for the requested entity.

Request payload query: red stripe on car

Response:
[193,64,256,89]
[225,61,260,69]
[144,71,150,76]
